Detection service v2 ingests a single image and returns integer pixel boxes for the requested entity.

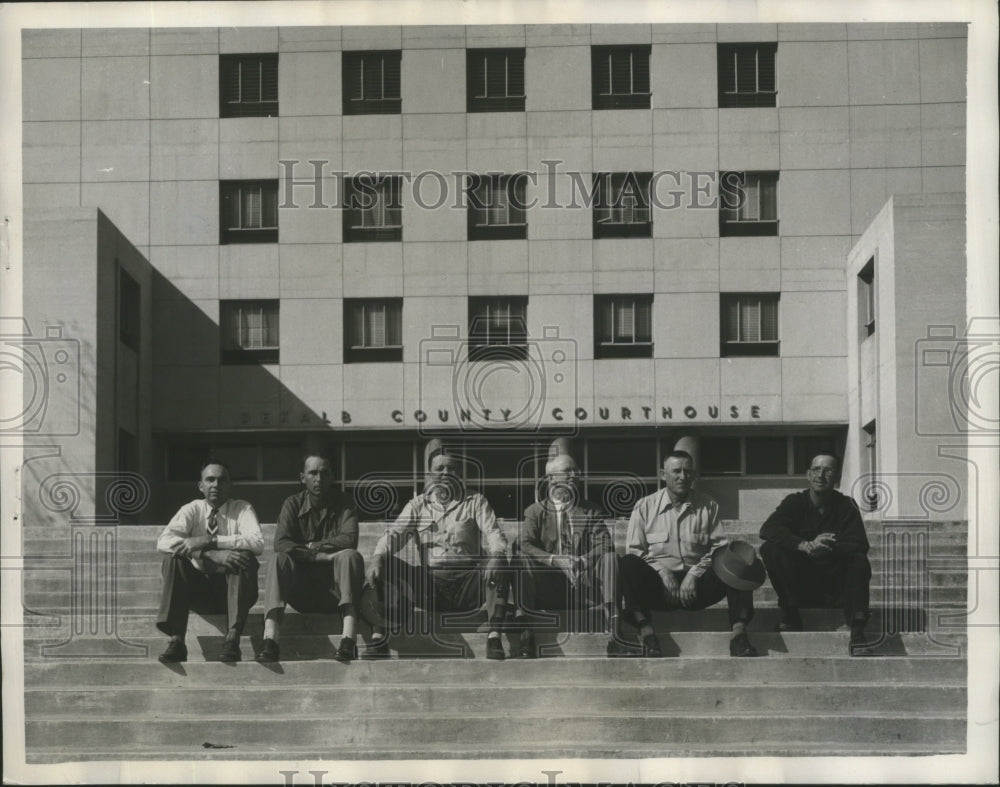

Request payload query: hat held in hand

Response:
[712,540,766,591]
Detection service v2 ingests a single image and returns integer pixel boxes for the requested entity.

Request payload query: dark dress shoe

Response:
[334,636,357,663]
[518,629,537,659]
[218,638,241,662]
[642,633,663,657]
[729,632,759,657]
[849,624,875,656]
[362,637,391,660]
[606,637,638,658]
[158,639,187,664]
[777,609,804,632]
[485,636,506,661]
[255,637,280,663]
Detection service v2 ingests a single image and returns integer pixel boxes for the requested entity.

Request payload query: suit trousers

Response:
[760,541,871,622]
[263,549,364,615]
[156,553,259,640]
[619,553,754,628]
[516,551,618,613]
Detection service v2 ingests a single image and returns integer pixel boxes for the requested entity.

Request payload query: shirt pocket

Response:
[450,517,480,553]
[646,538,671,558]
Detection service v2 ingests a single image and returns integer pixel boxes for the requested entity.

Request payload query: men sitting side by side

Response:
[515,443,629,658]
[365,439,512,660]
[156,459,264,663]
[256,454,364,664]
[759,452,873,655]
[619,450,762,658]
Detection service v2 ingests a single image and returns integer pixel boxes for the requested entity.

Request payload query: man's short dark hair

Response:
[663,450,695,467]
[199,458,231,477]
[303,452,336,471]
[809,452,842,470]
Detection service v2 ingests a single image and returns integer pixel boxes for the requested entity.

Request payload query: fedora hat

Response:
[712,540,766,591]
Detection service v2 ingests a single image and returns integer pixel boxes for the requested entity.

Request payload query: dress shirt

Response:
[274,490,359,561]
[626,488,724,580]
[372,491,506,567]
[157,498,264,572]
[759,489,869,554]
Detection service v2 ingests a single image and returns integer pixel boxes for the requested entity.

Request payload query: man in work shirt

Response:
[256,453,364,663]
[365,439,512,660]
[156,459,264,663]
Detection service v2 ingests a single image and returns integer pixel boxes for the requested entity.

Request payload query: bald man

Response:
[514,453,628,658]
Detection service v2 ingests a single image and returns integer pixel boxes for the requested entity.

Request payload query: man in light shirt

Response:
[619,450,758,658]
[365,439,511,660]
[156,459,264,663]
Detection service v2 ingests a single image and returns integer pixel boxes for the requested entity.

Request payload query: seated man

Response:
[365,439,511,660]
[156,459,263,663]
[759,452,873,655]
[514,444,628,658]
[256,454,364,663]
[619,450,760,658]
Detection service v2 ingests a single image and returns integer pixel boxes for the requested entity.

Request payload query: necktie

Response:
[207,507,219,539]
[557,507,571,555]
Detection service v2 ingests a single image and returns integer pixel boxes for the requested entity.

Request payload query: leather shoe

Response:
[218,638,241,662]
[777,609,804,632]
[362,637,391,660]
[158,639,187,664]
[518,629,537,659]
[255,637,280,663]
[485,636,506,661]
[642,633,663,657]
[849,624,875,656]
[729,632,759,657]
[606,637,638,658]
[334,636,357,663]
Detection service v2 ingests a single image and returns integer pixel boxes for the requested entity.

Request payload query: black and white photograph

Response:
[1,0,997,784]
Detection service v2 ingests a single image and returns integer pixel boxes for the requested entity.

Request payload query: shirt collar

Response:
[297,492,333,517]
[656,489,695,515]
[205,499,229,516]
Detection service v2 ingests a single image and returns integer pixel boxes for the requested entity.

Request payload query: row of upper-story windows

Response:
[218,293,780,366]
[219,43,777,117]
[219,171,779,244]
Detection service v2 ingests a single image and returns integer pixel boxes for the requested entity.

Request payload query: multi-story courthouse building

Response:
[18,22,969,525]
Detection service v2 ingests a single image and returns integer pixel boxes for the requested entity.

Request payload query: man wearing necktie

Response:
[256,454,363,663]
[365,439,511,660]
[513,443,628,658]
[156,460,264,663]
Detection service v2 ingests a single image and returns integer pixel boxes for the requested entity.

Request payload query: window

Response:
[701,437,742,475]
[593,172,652,238]
[719,171,778,236]
[343,175,403,242]
[166,440,302,483]
[594,295,653,359]
[717,43,777,108]
[220,300,279,364]
[220,180,278,244]
[792,435,838,474]
[591,45,651,109]
[745,436,789,474]
[220,54,278,118]
[721,293,780,357]
[467,48,525,112]
[468,297,528,361]
[467,174,527,240]
[118,266,140,351]
[344,299,403,363]
[343,51,401,115]
[859,257,876,338]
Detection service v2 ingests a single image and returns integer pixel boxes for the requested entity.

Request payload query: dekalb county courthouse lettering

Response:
[16,22,972,527]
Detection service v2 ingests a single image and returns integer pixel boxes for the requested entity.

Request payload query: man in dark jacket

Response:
[514,447,627,658]
[759,453,873,655]
[256,454,364,663]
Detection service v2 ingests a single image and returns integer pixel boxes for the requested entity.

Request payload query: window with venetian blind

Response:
[719,171,778,236]
[467,48,526,113]
[720,293,780,357]
[593,172,653,238]
[467,174,528,240]
[220,54,279,118]
[219,181,279,245]
[344,299,403,363]
[717,43,777,108]
[591,45,651,109]
[342,51,402,115]
[468,297,528,361]
[343,175,403,242]
[594,295,653,359]
[220,300,280,364]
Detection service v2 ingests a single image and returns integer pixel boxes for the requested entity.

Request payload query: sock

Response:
[341,606,356,640]
[487,631,500,640]
[638,622,655,639]
[263,614,281,642]
[732,621,747,637]
[371,631,384,641]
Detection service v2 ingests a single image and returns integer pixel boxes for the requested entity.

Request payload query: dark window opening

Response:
[594,295,653,359]
[220,54,278,118]
[220,180,279,244]
[343,50,402,115]
[592,45,651,109]
[467,173,528,240]
[593,172,652,238]
[467,48,525,113]
[468,296,528,361]
[220,299,279,364]
[344,299,403,363]
[719,171,778,236]
[721,293,780,357]
[343,175,403,243]
[717,43,777,108]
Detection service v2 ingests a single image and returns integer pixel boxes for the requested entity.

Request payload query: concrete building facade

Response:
[19,22,968,523]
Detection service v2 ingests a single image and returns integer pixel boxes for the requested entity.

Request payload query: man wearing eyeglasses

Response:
[759,453,873,655]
